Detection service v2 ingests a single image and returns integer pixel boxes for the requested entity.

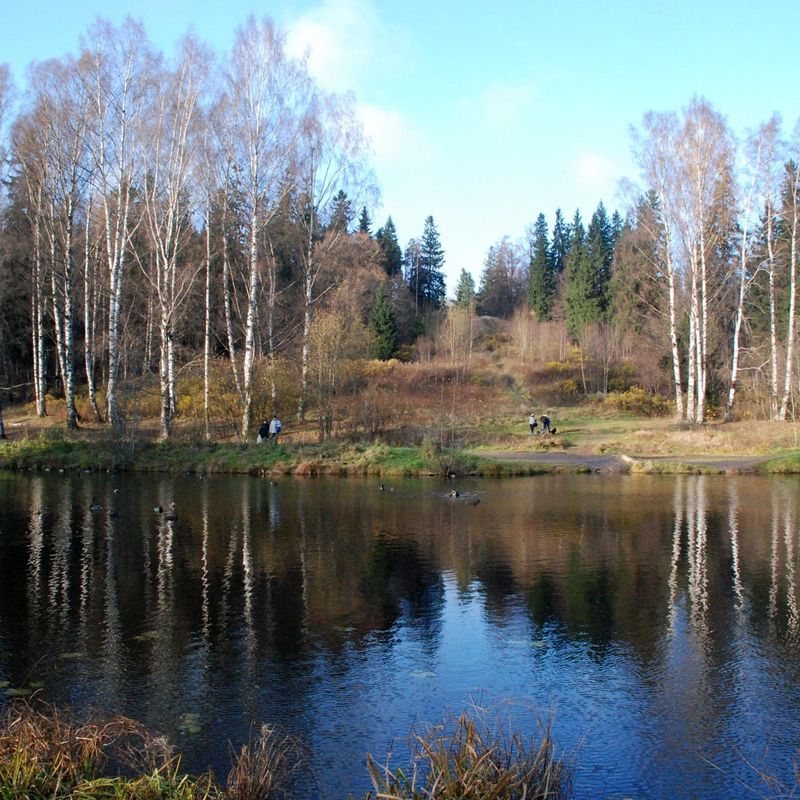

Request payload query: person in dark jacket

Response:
[257,420,269,443]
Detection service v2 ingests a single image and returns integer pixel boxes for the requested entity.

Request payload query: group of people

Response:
[257,415,282,443]
[528,412,554,435]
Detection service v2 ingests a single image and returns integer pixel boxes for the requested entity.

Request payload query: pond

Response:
[0,471,798,798]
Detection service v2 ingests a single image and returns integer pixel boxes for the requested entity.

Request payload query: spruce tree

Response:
[550,208,571,273]
[358,205,372,236]
[528,212,555,320]
[453,268,476,309]
[329,189,353,233]
[408,215,446,308]
[369,287,399,360]
[375,217,403,276]
[585,201,614,314]
[563,210,598,339]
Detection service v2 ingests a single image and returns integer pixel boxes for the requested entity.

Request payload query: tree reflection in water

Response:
[0,472,798,799]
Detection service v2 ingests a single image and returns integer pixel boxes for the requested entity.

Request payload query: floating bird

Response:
[89,499,102,512]
[449,489,460,498]
[164,502,178,522]
[154,505,163,514]
[109,510,120,518]
[113,488,120,494]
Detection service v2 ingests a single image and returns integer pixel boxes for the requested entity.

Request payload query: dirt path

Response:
[475,451,773,474]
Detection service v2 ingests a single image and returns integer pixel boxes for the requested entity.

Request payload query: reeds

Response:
[0,703,302,799]
[226,724,303,800]
[364,711,571,800]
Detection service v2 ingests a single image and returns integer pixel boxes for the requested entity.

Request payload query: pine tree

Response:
[453,268,476,309]
[408,215,446,309]
[528,212,555,320]
[550,208,571,273]
[375,217,403,276]
[369,287,399,360]
[358,205,372,236]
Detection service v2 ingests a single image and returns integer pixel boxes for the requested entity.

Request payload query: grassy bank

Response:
[3,398,800,476]
[0,702,570,800]
[0,431,590,477]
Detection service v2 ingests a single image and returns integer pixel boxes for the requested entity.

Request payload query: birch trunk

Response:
[779,183,798,420]
[768,208,779,419]
[83,200,101,421]
[221,197,242,401]
[31,209,47,417]
[665,240,684,419]
[203,201,212,440]
[298,224,314,423]
[239,208,259,439]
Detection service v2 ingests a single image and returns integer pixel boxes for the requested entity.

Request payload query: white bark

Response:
[83,19,151,434]
[726,123,770,421]
[780,158,800,420]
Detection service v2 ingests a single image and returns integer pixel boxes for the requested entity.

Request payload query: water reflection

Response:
[0,472,799,798]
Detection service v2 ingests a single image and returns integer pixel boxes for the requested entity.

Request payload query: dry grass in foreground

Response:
[364,711,571,800]
[0,702,302,799]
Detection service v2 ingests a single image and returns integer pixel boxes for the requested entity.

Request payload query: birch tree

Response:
[630,111,685,419]
[760,119,785,419]
[140,35,207,438]
[725,118,776,420]
[676,98,734,424]
[220,16,306,439]
[82,18,152,433]
[779,143,800,420]
[30,57,90,429]
[11,111,47,417]
[295,91,372,421]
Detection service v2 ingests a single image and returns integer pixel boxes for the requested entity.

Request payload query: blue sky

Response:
[3,0,800,291]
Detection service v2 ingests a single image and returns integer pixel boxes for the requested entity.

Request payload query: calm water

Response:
[0,471,799,799]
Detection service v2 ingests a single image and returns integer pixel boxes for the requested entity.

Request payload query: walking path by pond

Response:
[475,450,773,473]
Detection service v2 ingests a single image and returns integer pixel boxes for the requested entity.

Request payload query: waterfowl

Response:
[89,499,102,512]
[154,505,164,514]
[164,503,178,522]
[449,489,460,498]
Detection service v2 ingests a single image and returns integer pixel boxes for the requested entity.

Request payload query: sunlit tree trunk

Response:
[83,197,101,421]
[780,160,799,420]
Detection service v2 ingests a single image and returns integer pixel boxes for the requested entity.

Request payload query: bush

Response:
[602,386,671,416]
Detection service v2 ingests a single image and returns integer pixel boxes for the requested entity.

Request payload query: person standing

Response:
[528,413,538,434]
[268,415,282,440]
[540,413,551,434]
[257,420,269,443]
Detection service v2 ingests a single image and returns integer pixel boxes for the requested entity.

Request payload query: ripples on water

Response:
[0,472,799,799]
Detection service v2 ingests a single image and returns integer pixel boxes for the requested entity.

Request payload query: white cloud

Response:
[286,0,380,93]
[358,103,431,165]
[571,151,618,188]
[458,80,536,131]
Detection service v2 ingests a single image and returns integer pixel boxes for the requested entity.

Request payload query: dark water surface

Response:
[1,471,799,799]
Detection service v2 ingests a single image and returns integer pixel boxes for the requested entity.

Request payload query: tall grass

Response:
[364,711,571,800]
[0,703,302,799]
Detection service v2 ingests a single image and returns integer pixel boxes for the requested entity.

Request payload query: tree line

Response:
[1,21,799,436]
[0,17,449,439]
[458,100,800,423]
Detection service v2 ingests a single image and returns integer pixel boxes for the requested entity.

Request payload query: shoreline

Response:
[0,436,793,476]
